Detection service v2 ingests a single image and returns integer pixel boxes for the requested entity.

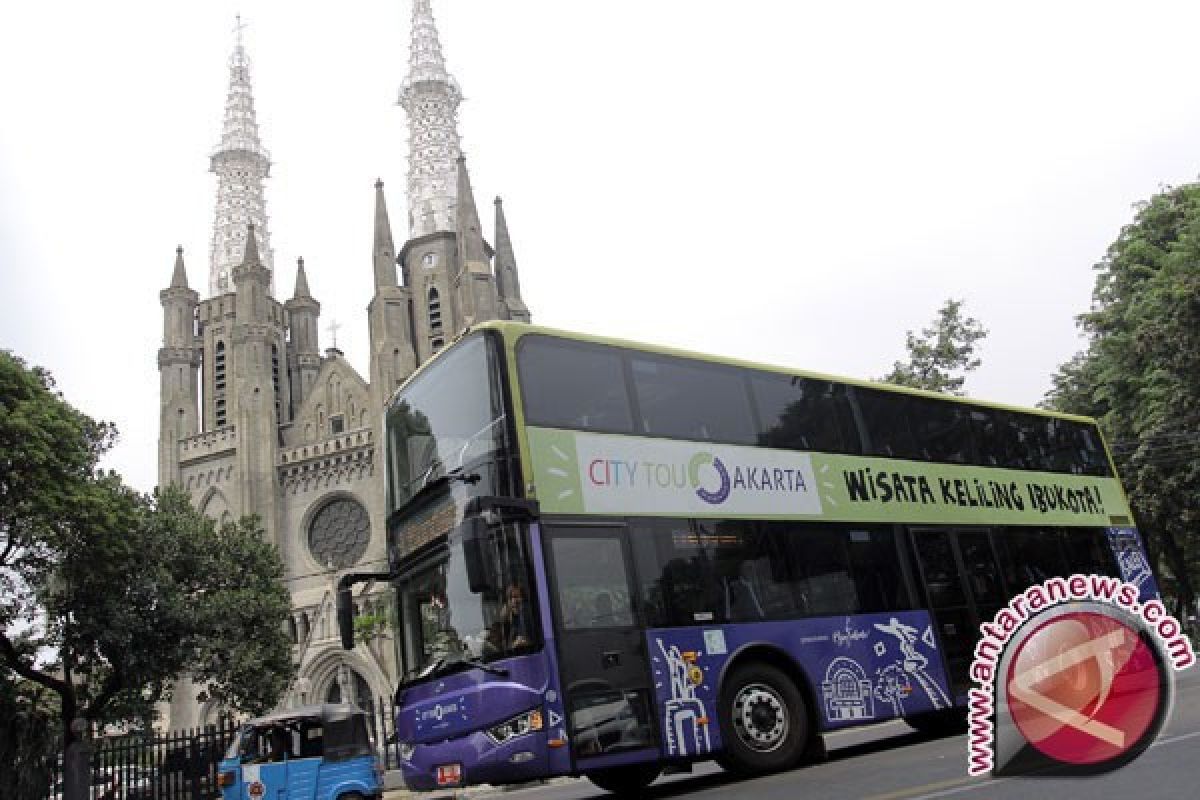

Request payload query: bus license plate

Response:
[437,764,462,786]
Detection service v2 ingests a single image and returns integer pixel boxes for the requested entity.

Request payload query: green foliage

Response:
[1,351,115,625]
[0,351,295,752]
[1044,184,1200,617]
[185,507,296,715]
[883,298,988,395]
[0,654,60,800]
[353,610,392,646]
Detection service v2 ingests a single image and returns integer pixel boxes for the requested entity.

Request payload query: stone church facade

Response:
[156,1,530,729]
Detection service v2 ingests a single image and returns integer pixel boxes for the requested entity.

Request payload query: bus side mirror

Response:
[461,516,491,594]
[337,586,355,650]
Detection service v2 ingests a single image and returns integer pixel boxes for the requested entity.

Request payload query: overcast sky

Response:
[3,0,1200,494]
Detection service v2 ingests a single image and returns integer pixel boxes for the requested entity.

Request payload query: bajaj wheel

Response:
[717,661,809,775]
[586,764,661,795]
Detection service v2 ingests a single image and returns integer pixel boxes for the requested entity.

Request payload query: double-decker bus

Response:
[336,321,1157,794]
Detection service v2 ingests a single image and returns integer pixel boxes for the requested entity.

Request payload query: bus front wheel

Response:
[717,661,809,775]
[585,764,661,795]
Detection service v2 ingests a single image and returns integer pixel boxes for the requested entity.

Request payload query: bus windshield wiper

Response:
[406,466,481,506]
[427,655,509,680]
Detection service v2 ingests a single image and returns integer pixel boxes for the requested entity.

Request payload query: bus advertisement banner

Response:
[527,427,1132,527]
[648,609,953,759]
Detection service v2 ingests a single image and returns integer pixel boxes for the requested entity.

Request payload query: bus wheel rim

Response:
[732,682,788,752]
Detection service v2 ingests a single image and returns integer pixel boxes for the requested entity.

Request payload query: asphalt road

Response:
[475,664,1200,800]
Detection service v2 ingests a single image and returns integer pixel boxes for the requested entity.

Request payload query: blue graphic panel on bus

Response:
[647,610,952,758]
[1106,527,1159,603]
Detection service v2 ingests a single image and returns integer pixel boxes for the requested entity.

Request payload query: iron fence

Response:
[42,696,399,799]
[45,718,236,800]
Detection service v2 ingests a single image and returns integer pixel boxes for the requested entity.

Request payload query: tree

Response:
[1044,183,1200,621]
[882,298,988,395]
[1,653,60,800]
[0,350,295,765]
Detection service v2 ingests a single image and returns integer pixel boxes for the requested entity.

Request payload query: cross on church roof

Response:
[326,319,342,349]
[233,14,246,46]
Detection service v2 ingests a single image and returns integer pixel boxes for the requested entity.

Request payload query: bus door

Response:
[543,525,658,764]
[909,528,1006,694]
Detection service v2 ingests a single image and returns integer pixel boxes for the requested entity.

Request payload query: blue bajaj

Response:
[218,704,383,800]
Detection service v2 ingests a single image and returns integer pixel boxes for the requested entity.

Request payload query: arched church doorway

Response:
[325,668,379,743]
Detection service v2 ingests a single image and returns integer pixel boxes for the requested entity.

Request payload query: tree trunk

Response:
[1157,523,1196,627]
[63,734,91,800]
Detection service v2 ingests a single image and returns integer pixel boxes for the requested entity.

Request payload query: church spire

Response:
[373,179,398,289]
[455,156,488,269]
[241,221,261,266]
[454,155,498,325]
[208,15,275,298]
[399,0,463,238]
[170,245,190,289]
[494,197,530,323]
[293,256,312,299]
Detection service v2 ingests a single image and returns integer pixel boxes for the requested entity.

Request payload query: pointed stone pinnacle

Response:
[294,256,312,298]
[373,179,398,289]
[242,223,260,265]
[171,246,189,288]
[456,155,488,267]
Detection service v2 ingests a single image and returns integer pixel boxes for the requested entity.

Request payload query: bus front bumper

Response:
[400,729,554,791]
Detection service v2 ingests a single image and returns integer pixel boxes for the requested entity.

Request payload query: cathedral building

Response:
[157,0,530,729]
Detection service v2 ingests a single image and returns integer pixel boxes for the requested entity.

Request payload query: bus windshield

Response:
[386,334,509,512]
[397,523,538,677]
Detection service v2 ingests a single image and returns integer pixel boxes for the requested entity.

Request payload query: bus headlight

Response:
[486,709,544,745]
[399,742,416,762]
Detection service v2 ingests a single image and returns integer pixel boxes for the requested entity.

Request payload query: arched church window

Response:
[272,344,282,422]
[214,341,227,427]
[307,497,371,569]
[428,288,443,336]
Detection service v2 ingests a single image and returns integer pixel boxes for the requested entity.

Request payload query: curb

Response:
[384,777,578,800]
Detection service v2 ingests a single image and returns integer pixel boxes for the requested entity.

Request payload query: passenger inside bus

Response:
[592,592,614,624]
[486,583,532,651]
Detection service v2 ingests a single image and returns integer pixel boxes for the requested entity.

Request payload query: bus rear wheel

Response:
[717,661,809,775]
[585,764,661,795]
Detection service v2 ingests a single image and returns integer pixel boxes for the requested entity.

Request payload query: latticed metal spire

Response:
[399,0,463,238]
[208,16,275,297]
